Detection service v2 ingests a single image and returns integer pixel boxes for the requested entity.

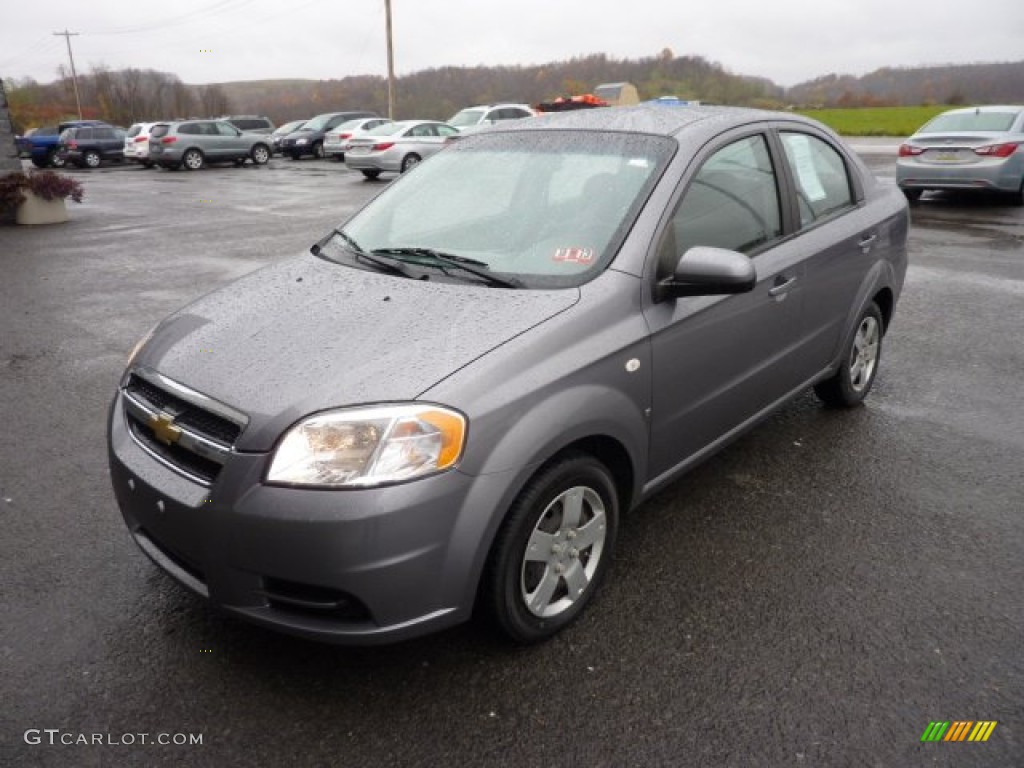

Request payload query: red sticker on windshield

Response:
[553,247,595,264]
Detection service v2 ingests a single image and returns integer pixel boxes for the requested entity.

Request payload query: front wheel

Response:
[312,141,324,159]
[251,144,270,165]
[182,148,204,171]
[814,302,884,407]
[483,453,619,643]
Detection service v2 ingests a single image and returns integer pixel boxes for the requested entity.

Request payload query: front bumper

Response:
[108,392,512,644]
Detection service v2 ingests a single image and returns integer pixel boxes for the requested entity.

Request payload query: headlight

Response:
[296,138,308,145]
[267,404,466,488]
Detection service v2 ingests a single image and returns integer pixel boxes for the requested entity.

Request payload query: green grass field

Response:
[795,106,950,137]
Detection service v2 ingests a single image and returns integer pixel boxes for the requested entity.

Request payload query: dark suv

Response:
[221,115,276,135]
[57,123,127,168]
[17,120,108,168]
[279,110,377,159]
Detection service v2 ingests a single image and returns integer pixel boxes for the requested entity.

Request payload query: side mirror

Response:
[655,246,756,302]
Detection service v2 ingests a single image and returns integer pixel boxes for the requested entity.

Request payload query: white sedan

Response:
[344,120,459,179]
[323,117,393,161]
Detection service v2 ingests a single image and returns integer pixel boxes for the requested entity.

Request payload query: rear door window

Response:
[779,133,855,227]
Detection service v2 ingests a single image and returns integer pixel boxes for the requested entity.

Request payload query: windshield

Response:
[335,130,674,289]
[449,109,486,127]
[920,110,1020,133]
[303,115,334,131]
[365,122,404,136]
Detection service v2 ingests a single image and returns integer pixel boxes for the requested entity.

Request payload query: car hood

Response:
[134,254,579,451]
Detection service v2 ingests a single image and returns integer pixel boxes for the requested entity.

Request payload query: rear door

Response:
[775,130,874,372]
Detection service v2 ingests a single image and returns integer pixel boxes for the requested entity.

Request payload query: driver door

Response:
[644,132,810,482]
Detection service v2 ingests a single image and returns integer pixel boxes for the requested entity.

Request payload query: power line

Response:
[53,29,83,120]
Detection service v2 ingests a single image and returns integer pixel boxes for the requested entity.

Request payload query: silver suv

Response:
[149,120,272,170]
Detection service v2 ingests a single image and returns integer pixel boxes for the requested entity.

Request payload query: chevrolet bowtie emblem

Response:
[149,411,182,445]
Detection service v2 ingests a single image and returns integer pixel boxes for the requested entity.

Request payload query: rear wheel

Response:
[251,144,270,165]
[182,149,204,171]
[312,141,324,159]
[1010,180,1023,207]
[814,302,884,408]
[401,153,421,173]
[902,188,922,203]
[483,452,618,643]
[48,149,66,168]
[361,170,381,180]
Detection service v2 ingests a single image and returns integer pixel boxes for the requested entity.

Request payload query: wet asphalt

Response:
[1,147,1022,768]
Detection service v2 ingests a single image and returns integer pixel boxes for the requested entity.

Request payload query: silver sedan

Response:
[344,120,459,178]
[896,105,1024,205]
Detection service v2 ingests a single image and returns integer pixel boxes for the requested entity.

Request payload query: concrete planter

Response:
[16,191,69,225]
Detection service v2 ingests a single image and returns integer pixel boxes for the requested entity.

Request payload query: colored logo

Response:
[921,721,997,742]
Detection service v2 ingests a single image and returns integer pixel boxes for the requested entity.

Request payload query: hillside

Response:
[787,60,1024,107]
[4,54,1021,130]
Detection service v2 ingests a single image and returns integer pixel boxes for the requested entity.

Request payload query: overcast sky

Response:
[2,0,1022,89]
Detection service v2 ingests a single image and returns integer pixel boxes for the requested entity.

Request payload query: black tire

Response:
[1010,181,1023,207]
[48,149,66,168]
[233,157,246,166]
[814,301,884,408]
[182,148,204,171]
[902,188,923,203]
[312,141,324,159]
[142,160,154,169]
[83,150,102,169]
[361,170,381,180]
[401,153,421,173]
[483,452,619,644]
[251,144,270,165]
[31,157,49,169]
[289,153,301,161]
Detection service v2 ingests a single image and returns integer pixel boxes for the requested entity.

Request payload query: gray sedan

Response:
[109,106,908,645]
[344,119,460,178]
[896,104,1024,205]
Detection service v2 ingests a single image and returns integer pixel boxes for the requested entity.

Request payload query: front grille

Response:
[122,371,246,485]
[127,417,221,484]
[127,375,241,445]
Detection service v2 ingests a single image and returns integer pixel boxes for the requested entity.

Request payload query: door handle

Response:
[858,233,878,253]
[768,275,797,298]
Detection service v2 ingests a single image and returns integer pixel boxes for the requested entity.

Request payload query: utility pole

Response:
[384,0,395,119]
[53,30,83,120]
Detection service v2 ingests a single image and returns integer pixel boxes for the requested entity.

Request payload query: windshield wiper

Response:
[371,247,522,288]
[311,229,420,279]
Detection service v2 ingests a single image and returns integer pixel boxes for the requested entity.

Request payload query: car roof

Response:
[500,104,813,138]
[937,104,1024,114]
